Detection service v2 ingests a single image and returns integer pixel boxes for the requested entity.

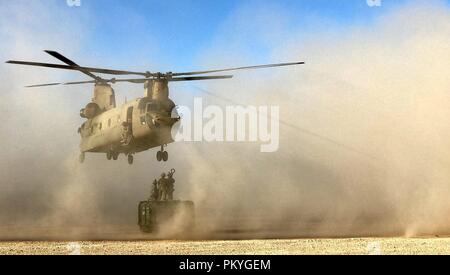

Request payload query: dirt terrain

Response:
[1,218,449,255]
[1,237,450,255]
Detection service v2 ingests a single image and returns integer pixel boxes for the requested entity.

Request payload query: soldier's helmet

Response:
[161,173,166,178]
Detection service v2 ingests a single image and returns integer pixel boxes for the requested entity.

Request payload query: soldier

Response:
[158,173,168,201]
[150,179,158,201]
[167,171,175,200]
[120,121,132,145]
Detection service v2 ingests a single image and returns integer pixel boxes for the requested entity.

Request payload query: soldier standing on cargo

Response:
[158,173,168,201]
[166,169,176,200]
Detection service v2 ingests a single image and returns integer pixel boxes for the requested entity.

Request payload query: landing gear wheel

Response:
[106,151,112,160]
[157,145,168,162]
[112,152,119,160]
[128,154,134,165]
[157,151,163,162]
[79,152,85,163]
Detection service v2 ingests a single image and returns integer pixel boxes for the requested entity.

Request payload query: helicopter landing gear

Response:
[128,154,134,165]
[108,151,119,160]
[157,145,168,162]
[79,152,85,163]
[107,151,119,160]
[156,151,162,162]
[112,152,119,160]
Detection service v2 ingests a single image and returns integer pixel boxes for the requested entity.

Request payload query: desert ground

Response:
[2,217,450,255]
[1,237,450,255]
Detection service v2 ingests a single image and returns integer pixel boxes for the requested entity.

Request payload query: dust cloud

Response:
[184,0,450,237]
[0,1,450,239]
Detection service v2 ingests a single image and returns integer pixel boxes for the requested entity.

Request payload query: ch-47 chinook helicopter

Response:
[7,51,304,165]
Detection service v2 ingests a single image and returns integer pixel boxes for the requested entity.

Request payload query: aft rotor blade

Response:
[23,75,234,87]
[44,50,103,81]
[59,79,143,85]
[25,80,100,87]
[44,50,78,66]
[64,80,97,85]
[25,82,62,88]
[172,61,305,76]
[6,60,150,77]
[64,79,148,85]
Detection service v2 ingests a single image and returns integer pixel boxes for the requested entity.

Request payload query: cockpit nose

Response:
[145,100,179,128]
[150,115,162,127]
[146,113,180,130]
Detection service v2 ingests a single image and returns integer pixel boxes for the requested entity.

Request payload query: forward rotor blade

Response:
[172,61,305,76]
[6,60,150,77]
[63,75,234,85]
[44,50,103,81]
[169,75,233,82]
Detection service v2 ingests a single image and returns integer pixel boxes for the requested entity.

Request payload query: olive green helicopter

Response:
[7,51,304,164]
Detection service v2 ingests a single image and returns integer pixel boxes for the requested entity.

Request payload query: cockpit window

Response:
[147,102,160,112]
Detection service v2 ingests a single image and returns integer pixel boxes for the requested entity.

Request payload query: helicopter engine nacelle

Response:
[80,102,101,119]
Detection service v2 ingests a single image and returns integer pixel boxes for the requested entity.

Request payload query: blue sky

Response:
[53,0,439,70]
[1,0,445,105]
[2,0,449,83]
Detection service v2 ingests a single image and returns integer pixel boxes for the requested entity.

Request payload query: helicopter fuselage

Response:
[79,97,179,156]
